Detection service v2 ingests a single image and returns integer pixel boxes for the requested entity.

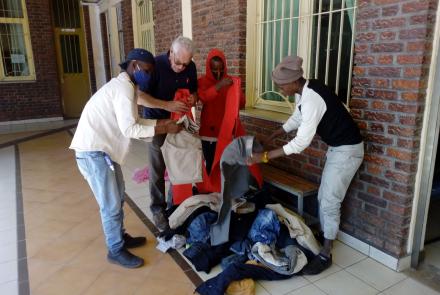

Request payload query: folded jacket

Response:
[266,203,321,255]
[168,193,222,229]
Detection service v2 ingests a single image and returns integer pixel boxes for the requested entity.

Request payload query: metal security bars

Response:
[133,0,155,54]
[53,0,81,28]
[251,0,357,113]
[0,0,35,81]
[60,34,82,73]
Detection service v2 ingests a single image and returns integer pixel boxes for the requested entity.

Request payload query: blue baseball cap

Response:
[119,48,155,69]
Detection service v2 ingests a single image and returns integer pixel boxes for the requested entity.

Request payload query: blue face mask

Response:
[133,64,151,87]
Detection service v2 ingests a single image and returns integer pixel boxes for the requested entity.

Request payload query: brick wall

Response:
[346,0,437,257]
[242,0,438,258]
[152,0,182,55]
[192,0,247,81]
[0,0,62,122]
[121,0,134,56]
[83,6,97,94]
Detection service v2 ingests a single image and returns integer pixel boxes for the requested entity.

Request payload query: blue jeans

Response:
[75,151,125,254]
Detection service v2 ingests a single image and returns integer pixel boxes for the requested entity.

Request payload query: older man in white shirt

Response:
[70,48,181,269]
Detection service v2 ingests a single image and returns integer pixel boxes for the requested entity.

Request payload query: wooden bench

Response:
[260,164,318,217]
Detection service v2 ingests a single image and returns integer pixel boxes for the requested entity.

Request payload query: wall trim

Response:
[337,231,411,272]
[0,117,64,126]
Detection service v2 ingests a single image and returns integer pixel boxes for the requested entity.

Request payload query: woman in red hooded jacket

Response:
[198,49,246,175]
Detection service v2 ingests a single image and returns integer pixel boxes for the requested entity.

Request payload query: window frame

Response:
[246,0,357,115]
[0,0,36,82]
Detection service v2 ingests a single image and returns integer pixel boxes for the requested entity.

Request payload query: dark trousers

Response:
[146,134,172,214]
[202,140,217,174]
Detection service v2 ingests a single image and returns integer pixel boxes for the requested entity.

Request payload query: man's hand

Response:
[260,128,285,147]
[188,93,197,106]
[246,152,263,165]
[165,121,183,134]
[165,101,190,113]
[216,77,233,91]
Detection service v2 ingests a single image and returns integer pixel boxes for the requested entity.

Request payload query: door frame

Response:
[410,3,440,268]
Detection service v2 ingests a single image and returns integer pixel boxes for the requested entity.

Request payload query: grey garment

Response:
[251,243,307,275]
[176,114,200,134]
[161,130,203,185]
[319,142,364,240]
[146,133,172,214]
[210,136,262,246]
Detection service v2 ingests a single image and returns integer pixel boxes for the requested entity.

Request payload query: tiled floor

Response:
[0,122,439,295]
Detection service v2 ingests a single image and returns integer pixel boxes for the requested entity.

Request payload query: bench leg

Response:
[298,197,304,216]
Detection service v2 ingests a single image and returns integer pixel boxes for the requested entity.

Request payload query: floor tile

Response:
[259,276,309,295]
[0,280,18,295]
[346,258,407,291]
[314,270,379,295]
[82,269,146,295]
[0,260,18,284]
[133,276,194,295]
[303,263,342,282]
[32,265,102,295]
[255,282,271,295]
[332,240,367,268]
[287,284,327,295]
[382,277,440,295]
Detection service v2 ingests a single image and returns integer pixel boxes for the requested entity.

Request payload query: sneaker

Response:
[123,233,146,248]
[153,213,170,232]
[301,254,332,275]
[107,248,144,268]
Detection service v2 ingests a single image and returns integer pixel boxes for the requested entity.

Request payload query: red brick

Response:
[402,1,431,13]
[369,67,401,77]
[397,55,424,65]
[399,28,429,40]
[387,147,413,161]
[365,111,396,122]
[388,103,421,113]
[366,133,394,145]
[397,138,420,149]
[365,154,392,167]
[385,170,412,184]
[373,18,406,29]
[371,101,387,110]
[403,67,423,78]
[388,203,412,216]
[387,125,417,137]
[371,43,403,52]
[357,32,377,42]
[350,98,369,108]
[355,55,375,64]
[395,161,418,173]
[383,191,412,205]
[366,89,398,100]
[392,79,422,90]
[378,55,393,64]
[401,92,421,101]
[358,192,387,208]
[366,163,384,175]
[382,5,399,16]
[407,41,430,52]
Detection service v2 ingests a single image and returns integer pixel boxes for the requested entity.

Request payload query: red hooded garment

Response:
[197,48,262,193]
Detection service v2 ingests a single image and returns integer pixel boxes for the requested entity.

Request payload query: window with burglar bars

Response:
[0,0,35,81]
[133,0,155,55]
[247,0,357,114]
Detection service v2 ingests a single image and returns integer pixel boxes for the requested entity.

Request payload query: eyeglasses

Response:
[172,51,191,68]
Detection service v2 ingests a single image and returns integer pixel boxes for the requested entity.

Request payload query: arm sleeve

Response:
[113,84,156,139]
[282,92,327,155]
[282,103,302,132]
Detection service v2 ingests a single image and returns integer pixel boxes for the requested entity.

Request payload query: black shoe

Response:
[301,254,332,275]
[123,233,146,248]
[107,248,144,268]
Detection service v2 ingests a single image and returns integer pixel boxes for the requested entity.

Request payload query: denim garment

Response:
[75,151,125,254]
[183,242,231,273]
[221,253,248,270]
[248,209,280,245]
[187,212,218,244]
[195,262,292,295]
[230,239,252,256]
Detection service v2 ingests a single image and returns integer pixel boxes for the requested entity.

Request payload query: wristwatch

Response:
[262,151,269,163]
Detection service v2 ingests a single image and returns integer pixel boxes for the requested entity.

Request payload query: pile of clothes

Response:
[157,136,321,295]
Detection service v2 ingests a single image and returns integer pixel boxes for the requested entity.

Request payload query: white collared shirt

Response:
[282,80,327,155]
[70,72,156,164]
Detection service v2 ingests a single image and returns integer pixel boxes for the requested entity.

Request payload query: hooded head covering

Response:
[119,48,155,70]
[205,48,228,82]
[271,56,303,85]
